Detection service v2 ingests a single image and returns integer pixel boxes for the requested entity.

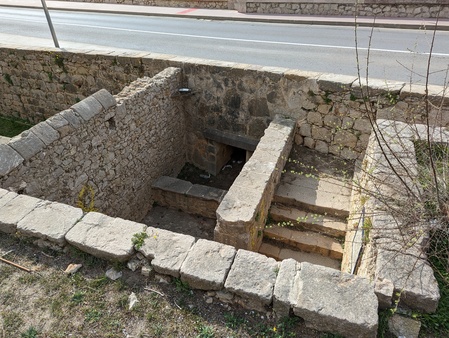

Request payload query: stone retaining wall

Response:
[56,0,228,9]
[0,187,379,337]
[3,46,439,170]
[215,115,296,251]
[151,176,227,219]
[343,119,441,314]
[0,67,185,222]
[240,1,449,18]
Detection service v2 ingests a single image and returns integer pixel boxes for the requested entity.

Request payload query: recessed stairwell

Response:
[259,145,354,270]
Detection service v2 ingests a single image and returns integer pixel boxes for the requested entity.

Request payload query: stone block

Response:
[139,227,195,277]
[71,95,104,121]
[60,109,83,128]
[92,89,116,110]
[375,278,394,309]
[17,201,83,246]
[388,314,421,338]
[9,130,45,160]
[293,262,378,338]
[224,249,279,311]
[152,176,192,195]
[29,121,59,146]
[187,184,226,203]
[273,258,301,318]
[318,73,357,92]
[0,144,24,176]
[0,194,41,234]
[66,212,144,262]
[375,248,439,313]
[180,239,236,290]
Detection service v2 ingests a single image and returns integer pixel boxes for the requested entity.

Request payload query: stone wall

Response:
[0,67,186,222]
[151,176,227,219]
[241,1,449,18]
[1,46,448,170]
[56,0,227,9]
[215,115,296,251]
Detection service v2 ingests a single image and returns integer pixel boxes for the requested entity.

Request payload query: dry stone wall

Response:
[0,67,185,222]
[242,1,449,18]
[57,0,227,9]
[1,46,448,169]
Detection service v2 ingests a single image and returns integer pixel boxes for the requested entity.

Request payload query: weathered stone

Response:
[92,88,116,110]
[273,258,300,318]
[315,140,329,153]
[353,118,373,134]
[311,126,331,142]
[224,249,279,311]
[0,194,41,234]
[293,262,378,338]
[66,212,144,262]
[29,121,59,146]
[248,98,269,117]
[375,248,439,313]
[59,109,83,128]
[307,111,322,126]
[71,95,104,121]
[17,201,83,246]
[334,130,358,148]
[375,278,394,309]
[0,144,24,176]
[152,176,192,195]
[180,239,236,290]
[388,314,421,338]
[299,123,311,137]
[139,227,195,277]
[64,263,82,275]
[128,292,139,310]
[9,130,45,160]
[106,267,123,280]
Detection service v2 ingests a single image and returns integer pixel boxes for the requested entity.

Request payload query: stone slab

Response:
[274,173,351,219]
[224,249,279,311]
[60,109,83,128]
[293,262,378,338]
[9,130,46,160]
[273,258,301,318]
[375,278,394,309]
[0,194,41,234]
[187,184,226,203]
[139,227,196,277]
[375,248,439,313]
[152,176,193,195]
[0,144,24,176]
[66,212,144,262]
[17,201,83,245]
[29,121,59,146]
[180,239,236,290]
[92,89,116,110]
[71,95,104,121]
[0,136,10,145]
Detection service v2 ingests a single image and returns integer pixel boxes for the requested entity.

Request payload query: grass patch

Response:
[0,116,33,137]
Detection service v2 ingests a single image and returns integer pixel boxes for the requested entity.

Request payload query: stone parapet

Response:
[215,115,296,251]
[0,67,186,222]
[151,176,227,219]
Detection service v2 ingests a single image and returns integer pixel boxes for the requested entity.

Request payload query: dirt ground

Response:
[0,234,325,338]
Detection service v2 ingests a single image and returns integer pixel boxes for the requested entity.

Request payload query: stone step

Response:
[273,173,351,219]
[259,242,341,270]
[269,204,346,238]
[264,225,344,260]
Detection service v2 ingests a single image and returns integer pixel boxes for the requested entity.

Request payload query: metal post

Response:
[41,0,60,48]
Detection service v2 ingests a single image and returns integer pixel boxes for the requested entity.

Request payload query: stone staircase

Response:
[259,145,354,270]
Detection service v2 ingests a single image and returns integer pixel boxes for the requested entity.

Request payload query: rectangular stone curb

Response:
[186,184,226,203]
[180,239,236,290]
[71,95,104,122]
[293,262,378,338]
[29,121,59,146]
[17,201,84,246]
[92,89,116,110]
[152,176,192,195]
[139,227,196,277]
[224,249,279,311]
[8,130,45,161]
[65,212,145,262]
[0,194,41,234]
[0,144,24,176]
[273,258,301,318]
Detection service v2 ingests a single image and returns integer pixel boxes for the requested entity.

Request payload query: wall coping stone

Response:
[0,144,24,176]
[180,238,236,290]
[66,212,144,262]
[0,193,42,234]
[9,130,46,161]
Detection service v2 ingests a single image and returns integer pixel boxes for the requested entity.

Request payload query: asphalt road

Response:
[1,7,448,85]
